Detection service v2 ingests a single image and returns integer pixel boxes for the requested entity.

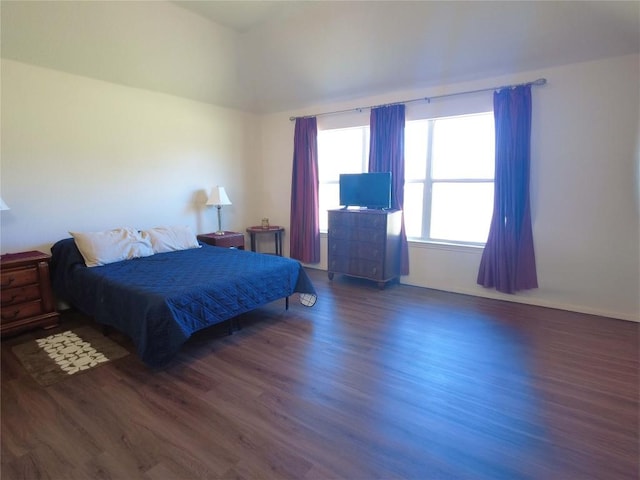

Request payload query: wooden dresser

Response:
[1,251,59,336]
[327,209,402,289]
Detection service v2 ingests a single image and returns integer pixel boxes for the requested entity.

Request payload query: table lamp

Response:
[206,186,232,235]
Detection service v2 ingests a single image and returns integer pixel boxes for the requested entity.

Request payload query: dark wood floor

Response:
[2,268,638,480]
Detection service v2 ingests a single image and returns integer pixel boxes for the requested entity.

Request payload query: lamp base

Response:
[215,206,224,235]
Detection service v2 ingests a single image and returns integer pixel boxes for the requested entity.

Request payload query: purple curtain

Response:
[290,117,320,263]
[477,85,538,293]
[368,104,410,275]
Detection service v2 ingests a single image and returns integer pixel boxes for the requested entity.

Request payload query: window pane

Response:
[403,182,424,238]
[430,183,494,243]
[432,113,494,180]
[404,120,428,180]
[319,183,340,232]
[318,127,368,182]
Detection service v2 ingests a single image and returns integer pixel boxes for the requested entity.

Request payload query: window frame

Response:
[317,125,370,232]
[317,111,495,247]
[405,111,495,246]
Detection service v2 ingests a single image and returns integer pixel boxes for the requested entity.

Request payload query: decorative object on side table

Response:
[206,185,232,235]
[246,225,285,256]
[197,232,245,250]
[1,250,60,336]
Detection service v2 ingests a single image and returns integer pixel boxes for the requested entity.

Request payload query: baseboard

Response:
[402,283,639,323]
[304,266,639,323]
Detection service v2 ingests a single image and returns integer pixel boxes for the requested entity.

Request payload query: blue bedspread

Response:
[50,238,316,367]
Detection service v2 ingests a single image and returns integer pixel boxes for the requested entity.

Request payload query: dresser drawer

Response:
[350,259,384,280]
[352,243,383,260]
[329,227,386,244]
[328,225,351,240]
[329,211,387,230]
[1,266,38,289]
[1,300,43,324]
[1,284,41,306]
[329,242,382,260]
[356,214,387,229]
[329,241,349,257]
[352,228,386,244]
[329,256,350,273]
[328,211,356,229]
[330,257,384,280]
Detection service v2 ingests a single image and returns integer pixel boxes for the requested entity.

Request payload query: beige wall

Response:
[257,54,640,321]
[0,59,258,254]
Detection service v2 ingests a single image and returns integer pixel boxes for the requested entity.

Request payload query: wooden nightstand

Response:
[1,251,60,336]
[197,232,245,250]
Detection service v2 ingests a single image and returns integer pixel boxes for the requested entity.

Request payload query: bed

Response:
[50,237,317,367]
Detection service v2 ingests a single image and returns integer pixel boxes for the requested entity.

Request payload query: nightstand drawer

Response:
[1,300,43,324]
[1,284,41,306]
[1,267,38,289]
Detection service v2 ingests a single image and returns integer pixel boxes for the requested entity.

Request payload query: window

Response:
[405,112,495,245]
[317,111,494,245]
[317,126,369,231]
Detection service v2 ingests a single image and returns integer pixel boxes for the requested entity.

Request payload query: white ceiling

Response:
[2,1,639,114]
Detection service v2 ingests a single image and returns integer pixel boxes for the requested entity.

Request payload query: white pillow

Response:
[141,226,200,254]
[70,227,154,267]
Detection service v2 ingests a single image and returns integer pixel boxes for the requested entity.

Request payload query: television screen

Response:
[339,172,392,209]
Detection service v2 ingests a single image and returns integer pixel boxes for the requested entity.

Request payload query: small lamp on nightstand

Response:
[206,186,232,235]
[0,198,9,211]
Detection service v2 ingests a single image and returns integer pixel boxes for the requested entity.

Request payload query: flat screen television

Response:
[339,172,392,209]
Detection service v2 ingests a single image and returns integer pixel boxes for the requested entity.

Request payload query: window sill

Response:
[407,239,484,253]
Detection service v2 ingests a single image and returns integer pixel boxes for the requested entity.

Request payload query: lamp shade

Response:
[206,186,232,206]
[0,197,9,211]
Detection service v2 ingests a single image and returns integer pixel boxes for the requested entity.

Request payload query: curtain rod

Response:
[289,78,547,121]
